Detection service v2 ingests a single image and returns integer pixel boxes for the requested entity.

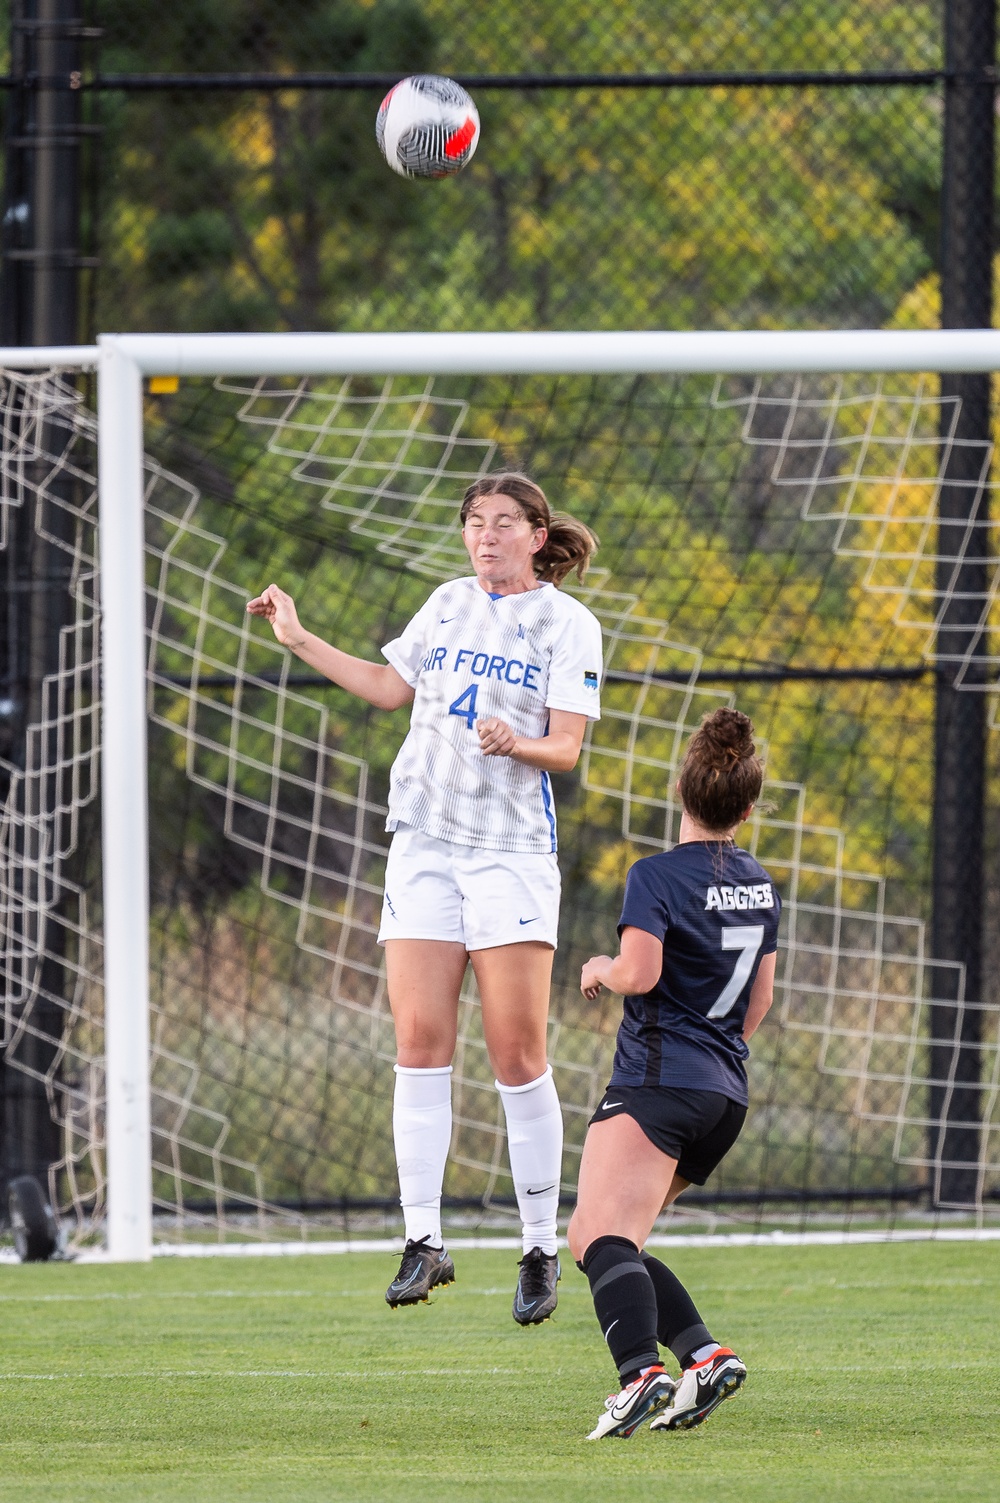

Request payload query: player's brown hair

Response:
[677,708,764,832]
[460,471,597,586]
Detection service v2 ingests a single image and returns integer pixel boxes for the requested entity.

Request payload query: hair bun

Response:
[678,707,763,829]
[699,707,755,763]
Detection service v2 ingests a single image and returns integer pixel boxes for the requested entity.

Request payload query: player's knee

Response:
[490,1048,548,1087]
[395,1039,455,1069]
[567,1210,588,1264]
[567,1206,607,1264]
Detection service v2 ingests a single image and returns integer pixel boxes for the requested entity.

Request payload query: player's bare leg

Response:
[473,940,552,1085]
[571,1120,686,1438]
[386,938,467,1068]
[663,1171,692,1208]
[569,1113,677,1257]
[570,1117,741,1436]
[473,941,562,1323]
[384,939,467,1306]
[570,1118,679,1436]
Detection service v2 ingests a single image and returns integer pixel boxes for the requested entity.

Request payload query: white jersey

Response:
[382,576,603,853]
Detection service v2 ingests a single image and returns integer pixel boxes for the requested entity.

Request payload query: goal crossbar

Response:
[6,328,1000,1261]
[5,328,1000,378]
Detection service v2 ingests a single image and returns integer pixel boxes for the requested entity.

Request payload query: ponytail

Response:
[534,512,598,585]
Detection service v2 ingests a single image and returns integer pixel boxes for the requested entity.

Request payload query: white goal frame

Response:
[3,326,1000,1262]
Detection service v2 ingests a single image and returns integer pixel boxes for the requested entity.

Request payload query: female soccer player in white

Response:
[569,708,779,1437]
[247,472,602,1323]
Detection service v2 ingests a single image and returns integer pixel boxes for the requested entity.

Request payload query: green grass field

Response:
[1,1242,997,1502]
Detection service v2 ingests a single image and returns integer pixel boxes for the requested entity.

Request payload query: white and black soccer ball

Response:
[376,75,480,179]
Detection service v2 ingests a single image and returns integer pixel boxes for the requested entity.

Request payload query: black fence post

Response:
[930,0,996,1207]
[0,0,87,1200]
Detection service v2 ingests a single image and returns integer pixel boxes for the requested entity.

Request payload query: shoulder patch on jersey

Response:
[706,883,775,912]
[584,670,599,691]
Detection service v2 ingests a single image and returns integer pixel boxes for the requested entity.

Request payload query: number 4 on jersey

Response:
[707,924,765,1019]
[448,683,479,728]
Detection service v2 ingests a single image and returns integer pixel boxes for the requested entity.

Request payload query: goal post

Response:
[2,327,998,1261]
[96,328,1000,377]
[97,342,151,1262]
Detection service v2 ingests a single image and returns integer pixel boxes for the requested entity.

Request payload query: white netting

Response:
[711,374,998,690]
[1,365,997,1245]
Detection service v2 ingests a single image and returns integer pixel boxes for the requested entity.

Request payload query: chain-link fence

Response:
[28,0,960,338]
[2,2,1000,1230]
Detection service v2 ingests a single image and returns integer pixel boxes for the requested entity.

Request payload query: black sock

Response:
[583,1235,661,1385]
[640,1252,714,1367]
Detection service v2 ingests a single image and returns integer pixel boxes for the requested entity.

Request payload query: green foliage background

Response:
[3,2,999,1214]
[88,0,947,335]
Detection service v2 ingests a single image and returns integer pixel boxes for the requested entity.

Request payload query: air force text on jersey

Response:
[380,576,604,852]
[704,883,776,912]
[420,643,543,690]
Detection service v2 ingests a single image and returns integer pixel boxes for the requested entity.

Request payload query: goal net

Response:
[2,332,998,1254]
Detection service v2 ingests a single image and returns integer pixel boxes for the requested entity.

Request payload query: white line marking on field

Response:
[642,1229,1000,1249]
[5,1227,999,1267]
[0,1289,316,1303]
[130,1228,1000,1258]
[0,1285,562,1303]
[58,1237,526,1263]
[1,1360,994,1383]
[0,1368,518,1382]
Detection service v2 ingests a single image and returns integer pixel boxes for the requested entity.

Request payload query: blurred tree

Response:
[98,0,436,329]
[89,0,947,336]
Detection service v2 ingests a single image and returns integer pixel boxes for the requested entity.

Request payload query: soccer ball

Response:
[376,75,480,179]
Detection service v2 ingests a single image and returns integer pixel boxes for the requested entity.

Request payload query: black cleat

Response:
[385,1236,455,1307]
[512,1246,560,1325]
[649,1347,746,1432]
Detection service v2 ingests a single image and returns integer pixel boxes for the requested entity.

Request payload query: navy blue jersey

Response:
[609,841,781,1105]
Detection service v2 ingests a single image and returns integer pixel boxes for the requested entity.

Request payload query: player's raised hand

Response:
[580,956,613,1000]
[246,583,305,649]
[477,716,518,758]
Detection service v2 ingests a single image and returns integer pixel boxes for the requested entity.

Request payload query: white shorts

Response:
[377,824,561,951]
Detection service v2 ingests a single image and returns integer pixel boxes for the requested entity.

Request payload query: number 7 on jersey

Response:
[707,924,765,1019]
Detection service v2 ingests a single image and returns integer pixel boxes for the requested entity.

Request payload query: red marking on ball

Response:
[445,115,477,159]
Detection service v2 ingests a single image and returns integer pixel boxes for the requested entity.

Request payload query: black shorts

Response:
[589,1085,747,1185]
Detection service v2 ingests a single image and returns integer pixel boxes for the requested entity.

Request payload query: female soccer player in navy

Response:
[568,707,779,1439]
[248,473,601,1324]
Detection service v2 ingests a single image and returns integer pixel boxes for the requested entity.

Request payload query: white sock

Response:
[393,1064,452,1248]
[690,1342,721,1364]
[495,1066,563,1256]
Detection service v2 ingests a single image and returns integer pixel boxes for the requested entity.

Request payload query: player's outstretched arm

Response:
[246,583,414,711]
[580,927,663,1000]
[476,708,588,772]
